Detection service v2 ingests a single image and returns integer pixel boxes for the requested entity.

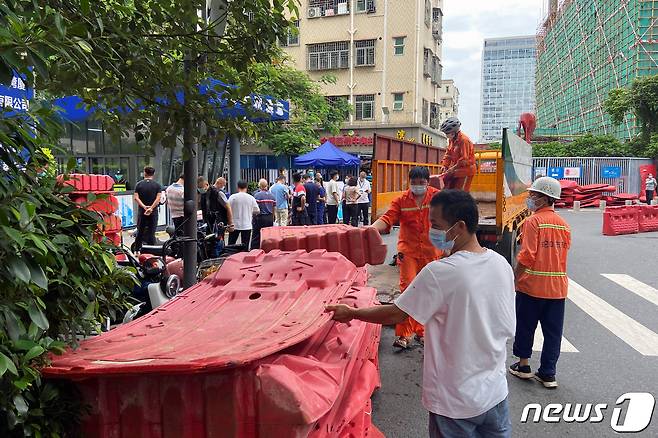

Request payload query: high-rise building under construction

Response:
[536,0,658,140]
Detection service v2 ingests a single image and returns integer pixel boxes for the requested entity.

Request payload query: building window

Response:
[393,36,405,55]
[424,0,431,27]
[308,0,350,17]
[423,48,432,77]
[355,94,375,120]
[432,8,443,41]
[308,41,349,71]
[393,93,404,111]
[280,20,300,47]
[355,39,376,67]
[356,0,376,13]
[422,99,429,126]
[326,95,350,120]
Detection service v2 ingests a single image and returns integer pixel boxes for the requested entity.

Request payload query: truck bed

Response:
[478,201,496,226]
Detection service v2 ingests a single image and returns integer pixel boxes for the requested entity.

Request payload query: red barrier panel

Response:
[102,214,122,233]
[72,194,119,214]
[602,206,640,236]
[45,250,363,376]
[638,205,658,233]
[260,225,387,267]
[59,173,114,192]
[45,277,382,437]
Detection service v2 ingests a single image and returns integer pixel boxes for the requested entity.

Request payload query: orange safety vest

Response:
[440,131,476,178]
[379,186,442,258]
[516,207,571,299]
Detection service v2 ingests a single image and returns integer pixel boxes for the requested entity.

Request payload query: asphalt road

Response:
[369,210,658,437]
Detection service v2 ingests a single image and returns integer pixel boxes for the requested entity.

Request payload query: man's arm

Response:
[252,197,260,215]
[372,196,401,234]
[149,192,162,211]
[133,189,147,210]
[325,303,408,325]
[515,220,538,282]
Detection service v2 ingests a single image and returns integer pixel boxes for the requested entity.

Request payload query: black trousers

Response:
[251,214,274,249]
[134,212,158,252]
[327,204,338,224]
[172,216,185,236]
[345,203,359,227]
[228,229,252,249]
[647,190,655,203]
[358,203,370,225]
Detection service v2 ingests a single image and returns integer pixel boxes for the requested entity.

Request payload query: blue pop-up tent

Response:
[294,141,360,167]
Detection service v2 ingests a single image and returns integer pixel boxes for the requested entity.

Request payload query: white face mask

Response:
[410,185,427,196]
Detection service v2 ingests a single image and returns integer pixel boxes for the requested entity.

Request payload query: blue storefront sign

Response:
[601,166,622,179]
[548,166,564,179]
[0,73,34,116]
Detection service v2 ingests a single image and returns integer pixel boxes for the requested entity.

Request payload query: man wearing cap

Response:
[646,173,657,204]
[509,177,571,389]
[438,117,476,191]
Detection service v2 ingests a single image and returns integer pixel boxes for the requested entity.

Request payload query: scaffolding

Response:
[536,0,658,140]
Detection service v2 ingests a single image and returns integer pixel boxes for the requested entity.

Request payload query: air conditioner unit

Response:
[308,7,321,18]
[337,3,348,14]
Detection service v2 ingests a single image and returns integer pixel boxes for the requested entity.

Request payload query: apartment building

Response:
[281,0,447,154]
[437,79,459,122]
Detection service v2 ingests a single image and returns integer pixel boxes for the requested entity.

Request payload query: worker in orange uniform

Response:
[438,117,476,191]
[508,177,571,389]
[372,166,442,349]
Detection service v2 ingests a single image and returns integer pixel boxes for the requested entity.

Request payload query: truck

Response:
[430,128,532,265]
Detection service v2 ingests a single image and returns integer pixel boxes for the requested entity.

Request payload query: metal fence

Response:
[532,157,654,195]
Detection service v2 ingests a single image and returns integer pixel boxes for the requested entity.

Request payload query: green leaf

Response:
[24,345,45,362]
[13,394,28,415]
[81,0,90,14]
[14,339,38,351]
[9,258,31,283]
[101,253,114,272]
[76,39,93,54]
[2,226,25,247]
[28,302,49,331]
[54,14,65,37]
[28,234,48,254]
[83,301,95,319]
[0,352,18,376]
[26,50,49,81]
[28,263,48,289]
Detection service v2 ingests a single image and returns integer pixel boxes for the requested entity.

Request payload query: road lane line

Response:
[601,274,658,308]
[568,279,658,356]
[532,326,579,352]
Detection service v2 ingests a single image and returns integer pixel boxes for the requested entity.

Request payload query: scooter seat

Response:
[140,244,164,256]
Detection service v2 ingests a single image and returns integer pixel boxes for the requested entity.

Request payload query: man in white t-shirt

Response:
[327,189,515,437]
[325,170,341,224]
[227,179,260,249]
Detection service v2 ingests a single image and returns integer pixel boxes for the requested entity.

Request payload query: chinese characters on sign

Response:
[320,135,374,146]
[0,74,32,112]
[563,167,581,179]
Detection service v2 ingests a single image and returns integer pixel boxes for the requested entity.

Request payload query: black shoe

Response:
[534,372,558,389]
[509,362,533,379]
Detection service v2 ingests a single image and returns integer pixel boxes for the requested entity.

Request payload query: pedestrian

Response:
[509,176,571,389]
[165,174,185,235]
[316,173,326,225]
[303,174,320,225]
[215,176,229,196]
[357,171,371,225]
[327,189,515,438]
[133,166,163,252]
[371,166,442,348]
[251,179,276,249]
[227,180,259,248]
[271,175,290,226]
[645,173,657,204]
[341,174,351,223]
[203,177,233,236]
[344,177,360,227]
[326,171,341,224]
[439,117,476,191]
[291,173,309,225]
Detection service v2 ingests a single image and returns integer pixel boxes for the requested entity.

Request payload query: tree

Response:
[532,135,631,157]
[605,75,658,142]
[0,1,300,434]
[248,61,351,155]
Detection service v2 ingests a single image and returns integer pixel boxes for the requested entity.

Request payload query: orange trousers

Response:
[396,254,439,338]
[443,174,474,192]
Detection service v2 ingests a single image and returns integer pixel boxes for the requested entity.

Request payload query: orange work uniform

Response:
[379,186,442,338]
[516,207,571,299]
[440,131,476,191]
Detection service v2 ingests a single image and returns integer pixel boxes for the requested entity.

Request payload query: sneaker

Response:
[509,362,533,379]
[534,373,558,389]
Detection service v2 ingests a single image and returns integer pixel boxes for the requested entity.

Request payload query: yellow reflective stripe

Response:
[538,224,570,231]
[400,205,430,212]
[524,269,567,277]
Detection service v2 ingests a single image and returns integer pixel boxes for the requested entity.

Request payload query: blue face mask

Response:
[526,197,538,211]
[429,224,458,251]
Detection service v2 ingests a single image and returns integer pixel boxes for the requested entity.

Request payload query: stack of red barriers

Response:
[555,180,617,208]
[44,249,384,437]
[603,205,658,236]
[57,174,121,245]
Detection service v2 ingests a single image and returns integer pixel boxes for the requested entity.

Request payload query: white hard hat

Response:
[528,176,562,200]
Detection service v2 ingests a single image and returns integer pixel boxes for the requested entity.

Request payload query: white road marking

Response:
[532,325,579,352]
[601,274,658,308]
[568,279,658,356]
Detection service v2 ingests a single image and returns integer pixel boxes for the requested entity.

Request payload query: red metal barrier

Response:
[602,206,640,236]
[44,250,382,437]
[638,205,658,233]
[59,173,114,192]
[260,225,387,267]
